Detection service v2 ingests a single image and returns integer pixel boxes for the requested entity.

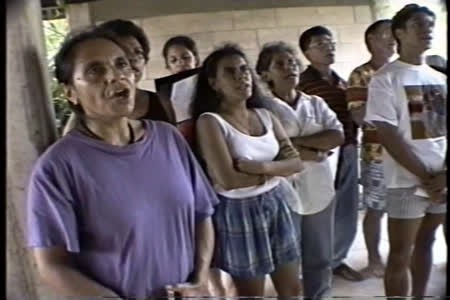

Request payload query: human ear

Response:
[64,85,79,106]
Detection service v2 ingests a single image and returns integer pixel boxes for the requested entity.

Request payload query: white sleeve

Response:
[364,74,398,127]
[314,96,344,132]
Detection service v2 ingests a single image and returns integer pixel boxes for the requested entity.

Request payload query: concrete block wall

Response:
[111,5,374,91]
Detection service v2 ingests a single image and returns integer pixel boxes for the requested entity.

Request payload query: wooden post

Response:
[7,0,58,299]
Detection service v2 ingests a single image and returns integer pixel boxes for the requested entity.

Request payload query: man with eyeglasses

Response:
[298,26,363,282]
[346,19,396,279]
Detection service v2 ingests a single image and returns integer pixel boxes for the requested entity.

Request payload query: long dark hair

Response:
[191,43,270,119]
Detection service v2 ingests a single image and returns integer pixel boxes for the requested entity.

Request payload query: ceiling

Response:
[41,0,97,8]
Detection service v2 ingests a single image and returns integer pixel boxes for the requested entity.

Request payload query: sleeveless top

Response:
[200,108,281,198]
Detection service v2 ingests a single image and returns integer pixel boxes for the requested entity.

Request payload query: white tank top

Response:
[201,108,281,198]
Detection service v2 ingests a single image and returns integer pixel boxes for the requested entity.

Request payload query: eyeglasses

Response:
[308,41,337,50]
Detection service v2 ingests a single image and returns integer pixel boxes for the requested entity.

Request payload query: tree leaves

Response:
[43,19,70,134]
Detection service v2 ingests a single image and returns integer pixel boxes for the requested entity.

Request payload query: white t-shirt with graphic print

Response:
[365,59,447,194]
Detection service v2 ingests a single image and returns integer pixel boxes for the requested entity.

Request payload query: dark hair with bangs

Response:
[162,35,200,68]
[255,41,303,88]
[98,19,150,62]
[364,19,392,51]
[298,26,333,53]
[190,43,269,119]
[391,4,435,49]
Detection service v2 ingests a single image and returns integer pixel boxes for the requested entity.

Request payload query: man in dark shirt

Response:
[298,26,364,282]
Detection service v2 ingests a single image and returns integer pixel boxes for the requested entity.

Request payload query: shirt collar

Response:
[302,65,346,88]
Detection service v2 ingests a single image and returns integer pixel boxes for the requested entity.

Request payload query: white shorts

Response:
[386,187,446,219]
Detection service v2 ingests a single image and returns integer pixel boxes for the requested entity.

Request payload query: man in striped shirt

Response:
[298,26,363,282]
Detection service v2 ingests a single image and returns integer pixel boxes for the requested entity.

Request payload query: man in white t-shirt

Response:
[365,4,447,298]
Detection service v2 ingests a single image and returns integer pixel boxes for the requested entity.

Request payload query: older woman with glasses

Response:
[27,28,218,299]
[62,19,171,135]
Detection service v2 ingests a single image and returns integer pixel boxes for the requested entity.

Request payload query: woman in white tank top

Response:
[191,44,304,298]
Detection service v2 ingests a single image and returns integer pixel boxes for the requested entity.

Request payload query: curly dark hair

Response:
[190,43,269,119]
[255,41,303,88]
[98,19,150,62]
[162,35,201,68]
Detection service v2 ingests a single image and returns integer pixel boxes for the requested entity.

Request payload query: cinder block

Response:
[335,42,368,62]
[335,24,368,44]
[212,30,259,50]
[145,58,169,80]
[299,24,339,42]
[147,34,175,60]
[275,7,319,27]
[233,9,276,30]
[189,32,215,54]
[142,12,233,37]
[257,27,300,48]
[354,5,373,24]
[317,6,355,25]
[199,50,213,61]
[246,54,259,68]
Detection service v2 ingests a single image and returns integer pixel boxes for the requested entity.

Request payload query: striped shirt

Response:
[298,66,357,145]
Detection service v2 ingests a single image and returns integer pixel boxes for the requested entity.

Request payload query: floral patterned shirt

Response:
[346,62,382,163]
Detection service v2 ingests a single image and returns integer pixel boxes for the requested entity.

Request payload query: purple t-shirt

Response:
[27,120,219,298]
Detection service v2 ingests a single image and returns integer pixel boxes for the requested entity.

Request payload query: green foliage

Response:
[43,19,70,133]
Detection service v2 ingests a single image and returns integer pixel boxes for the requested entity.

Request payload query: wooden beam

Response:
[87,0,370,23]
[7,0,58,299]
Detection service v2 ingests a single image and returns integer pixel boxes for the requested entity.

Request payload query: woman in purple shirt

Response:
[26,28,218,298]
